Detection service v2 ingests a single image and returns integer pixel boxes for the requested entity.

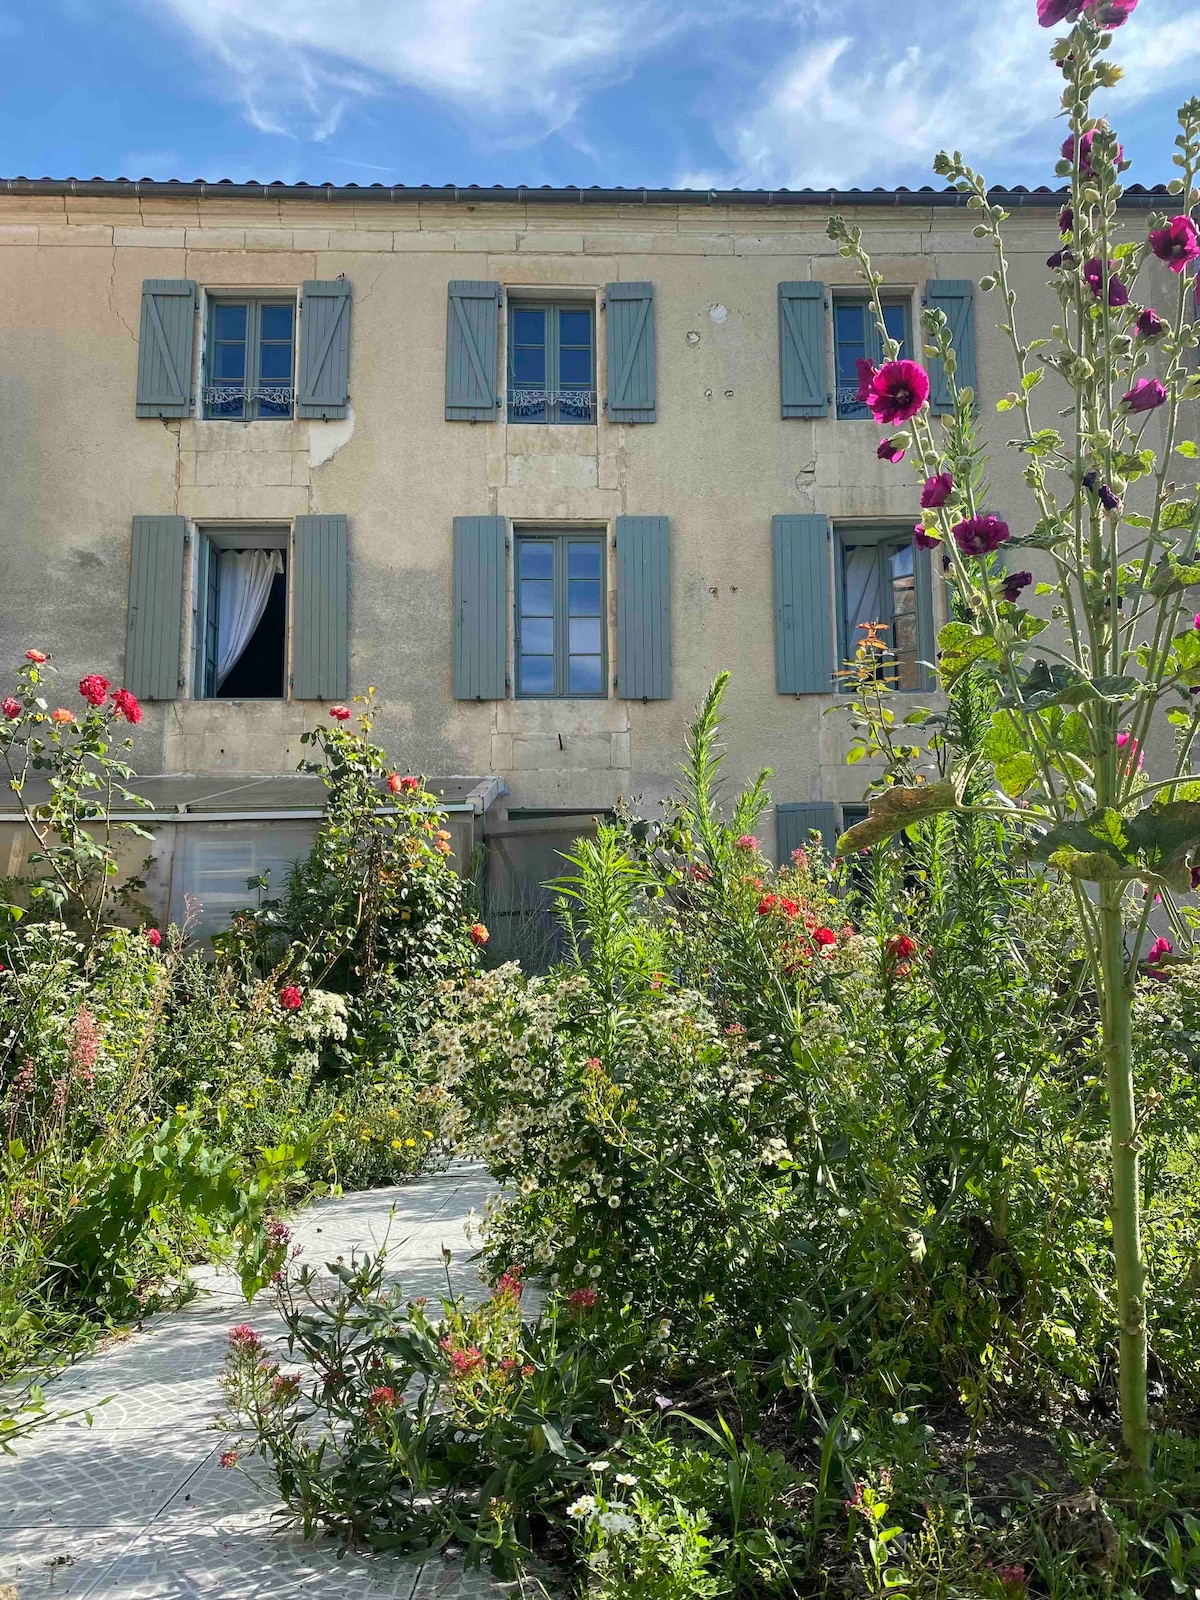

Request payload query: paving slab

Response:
[0,1163,506,1600]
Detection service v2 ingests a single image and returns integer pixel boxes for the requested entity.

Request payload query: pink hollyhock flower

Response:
[25,649,47,663]
[278,985,304,1012]
[1063,130,1124,178]
[1,697,20,720]
[1116,731,1144,771]
[1147,937,1172,963]
[920,472,954,509]
[51,708,75,725]
[1149,215,1200,273]
[1002,571,1034,603]
[1082,258,1128,306]
[952,516,1011,556]
[328,704,351,721]
[913,523,941,551]
[812,926,837,948]
[1084,0,1137,23]
[877,438,906,464]
[78,674,110,707]
[1122,378,1167,413]
[468,922,490,946]
[145,927,162,948]
[111,688,142,723]
[854,357,877,402]
[866,360,930,426]
[735,834,759,850]
[568,1287,599,1311]
[1135,307,1166,340]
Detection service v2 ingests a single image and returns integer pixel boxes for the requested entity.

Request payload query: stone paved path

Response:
[0,1162,509,1599]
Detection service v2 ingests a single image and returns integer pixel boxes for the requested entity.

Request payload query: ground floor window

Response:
[836,523,932,691]
[515,531,606,698]
[168,819,317,940]
[194,531,288,699]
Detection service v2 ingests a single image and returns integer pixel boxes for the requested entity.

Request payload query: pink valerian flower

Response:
[78,674,110,707]
[264,1218,291,1248]
[228,1324,262,1351]
[877,438,906,464]
[920,471,954,509]
[328,704,352,721]
[1082,258,1128,306]
[1135,306,1166,340]
[1123,378,1167,413]
[1,697,20,720]
[271,1373,301,1401]
[952,515,1011,556]
[440,1340,485,1380]
[1002,571,1034,603]
[110,687,141,723]
[278,985,304,1011]
[494,1269,524,1300]
[145,927,162,948]
[25,649,47,663]
[1116,731,1144,772]
[790,846,809,868]
[69,1007,101,1077]
[735,834,759,850]
[854,357,877,401]
[998,1565,1028,1593]
[1063,129,1125,178]
[866,360,930,426]
[568,1287,599,1311]
[368,1385,398,1410]
[689,862,712,883]
[913,522,941,552]
[1149,215,1200,272]
[219,1449,240,1469]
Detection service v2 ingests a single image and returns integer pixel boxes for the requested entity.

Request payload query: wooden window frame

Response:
[507,301,596,425]
[833,293,912,420]
[514,529,608,700]
[202,294,298,421]
[834,521,934,694]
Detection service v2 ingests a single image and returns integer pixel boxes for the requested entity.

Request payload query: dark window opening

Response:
[834,297,911,419]
[196,541,288,700]
[840,533,920,690]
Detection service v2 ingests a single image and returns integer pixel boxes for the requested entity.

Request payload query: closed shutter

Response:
[778,282,829,418]
[292,514,349,701]
[615,515,671,700]
[126,515,187,699]
[776,803,840,865]
[773,514,834,694]
[453,515,508,699]
[924,279,976,414]
[135,280,196,418]
[298,280,351,419]
[605,282,656,423]
[445,281,500,421]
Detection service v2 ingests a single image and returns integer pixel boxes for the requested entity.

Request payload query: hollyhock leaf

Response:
[836,780,962,855]
[1162,500,1199,531]
[937,621,1002,681]
[995,752,1039,797]
[1148,554,1200,597]
[1176,441,1200,459]
[1125,802,1200,890]
[1047,849,1143,884]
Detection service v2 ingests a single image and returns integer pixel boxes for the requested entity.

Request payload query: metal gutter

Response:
[0,178,1171,209]
[0,806,478,824]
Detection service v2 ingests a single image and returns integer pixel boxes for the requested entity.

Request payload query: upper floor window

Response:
[834,297,911,419]
[204,298,296,420]
[507,303,595,424]
[194,530,288,699]
[516,532,606,697]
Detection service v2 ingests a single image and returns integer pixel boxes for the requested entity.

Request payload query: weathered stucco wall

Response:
[0,191,1175,865]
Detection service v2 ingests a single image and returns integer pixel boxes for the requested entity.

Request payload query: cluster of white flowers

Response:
[760,1137,793,1166]
[285,988,349,1044]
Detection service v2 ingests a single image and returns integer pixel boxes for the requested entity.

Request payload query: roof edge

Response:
[0,178,1171,209]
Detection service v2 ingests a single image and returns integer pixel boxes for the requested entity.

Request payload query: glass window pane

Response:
[512,308,546,345]
[558,310,591,346]
[512,347,546,385]
[520,656,555,695]
[559,346,592,385]
[882,301,908,356]
[568,579,601,617]
[568,656,602,695]
[259,303,293,341]
[214,303,247,339]
[520,580,554,616]
[519,543,553,579]
[568,543,601,579]
[569,616,601,654]
[521,616,554,654]
[258,343,292,380]
[213,344,246,381]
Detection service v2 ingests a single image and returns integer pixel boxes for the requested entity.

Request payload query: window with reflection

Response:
[839,526,930,691]
[516,533,606,697]
[834,297,911,419]
[508,303,595,424]
[204,298,296,420]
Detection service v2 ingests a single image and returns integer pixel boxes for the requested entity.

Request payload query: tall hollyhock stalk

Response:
[829,8,1200,1479]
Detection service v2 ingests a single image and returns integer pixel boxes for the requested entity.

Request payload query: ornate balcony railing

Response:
[507,387,596,422]
[202,384,296,415]
[835,385,870,418]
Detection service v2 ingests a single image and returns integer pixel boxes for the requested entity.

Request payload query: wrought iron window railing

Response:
[507,387,596,423]
[202,384,296,416]
[835,385,871,419]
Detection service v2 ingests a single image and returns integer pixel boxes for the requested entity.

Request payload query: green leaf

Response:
[995,752,1038,797]
[1162,499,1198,531]
[1177,441,1199,459]
[938,621,1001,681]
[1022,368,1044,391]
[837,779,962,854]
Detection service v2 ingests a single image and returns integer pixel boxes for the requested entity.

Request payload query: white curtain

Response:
[842,544,882,646]
[216,549,283,687]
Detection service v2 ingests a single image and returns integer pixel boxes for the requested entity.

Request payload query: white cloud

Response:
[723,0,1200,190]
[157,0,701,144]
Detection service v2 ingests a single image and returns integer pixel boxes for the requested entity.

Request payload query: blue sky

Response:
[3,0,1200,193]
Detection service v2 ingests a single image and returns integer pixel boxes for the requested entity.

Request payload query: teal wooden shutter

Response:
[453,516,507,699]
[298,280,351,419]
[778,282,829,418]
[924,279,976,414]
[773,514,834,694]
[915,544,937,693]
[126,515,187,699]
[776,803,840,864]
[446,282,500,421]
[616,516,671,699]
[135,280,196,418]
[605,283,656,423]
[292,514,349,701]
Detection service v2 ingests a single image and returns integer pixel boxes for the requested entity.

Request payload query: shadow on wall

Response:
[482,813,605,974]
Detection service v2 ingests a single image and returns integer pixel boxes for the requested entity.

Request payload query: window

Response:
[838,524,930,691]
[507,303,595,423]
[516,533,606,697]
[169,820,316,941]
[194,531,288,699]
[203,297,296,419]
[834,296,911,419]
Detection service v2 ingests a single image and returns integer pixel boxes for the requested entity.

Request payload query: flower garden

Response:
[5,2,1200,1595]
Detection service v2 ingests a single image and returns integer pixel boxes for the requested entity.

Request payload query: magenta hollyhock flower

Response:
[1083,258,1128,306]
[854,357,877,402]
[1147,936,1172,963]
[1149,215,1200,273]
[1099,483,1121,512]
[921,472,954,509]
[1116,731,1144,771]
[1047,248,1075,270]
[1063,129,1124,177]
[1038,0,1079,22]
[877,438,906,464]
[1059,205,1074,234]
[866,360,930,426]
[913,523,941,551]
[1122,378,1167,412]
[1002,571,1034,602]
[952,515,1011,556]
[1135,306,1166,340]
[1084,0,1138,22]
[78,673,110,707]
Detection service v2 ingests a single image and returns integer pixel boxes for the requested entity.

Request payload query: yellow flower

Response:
[387,1108,400,1120]
[391,1139,402,1149]
[175,1104,188,1113]
[333,1111,345,1123]
[422,1130,433,1138]
[405,1138,416,1148]
[359,1130,372,1142]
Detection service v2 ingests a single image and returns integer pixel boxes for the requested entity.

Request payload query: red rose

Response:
[145,927,162,948]
[1,697,20,720]
[111,688,142,724]
[468,923,490,946]
[812,927,837,947]
[78,674,111,707]
[278,985,304,1011]
[25,649,47,663]
[51,708,76,725]
[329,705,352,721]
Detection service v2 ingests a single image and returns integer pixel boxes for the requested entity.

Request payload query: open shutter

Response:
[298,280,351,419]
[453,516,507,699]
[135,280,196,418]
[445,282,500,421]
[924,279,976,415]
[605,283,656,423]
[292,515,349,701]
[776,803,840,865]
[778,282,829,418]
[915,544,937,693]
[126,516,187,699]
[616,515,671,700]
[773,514,834,694]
